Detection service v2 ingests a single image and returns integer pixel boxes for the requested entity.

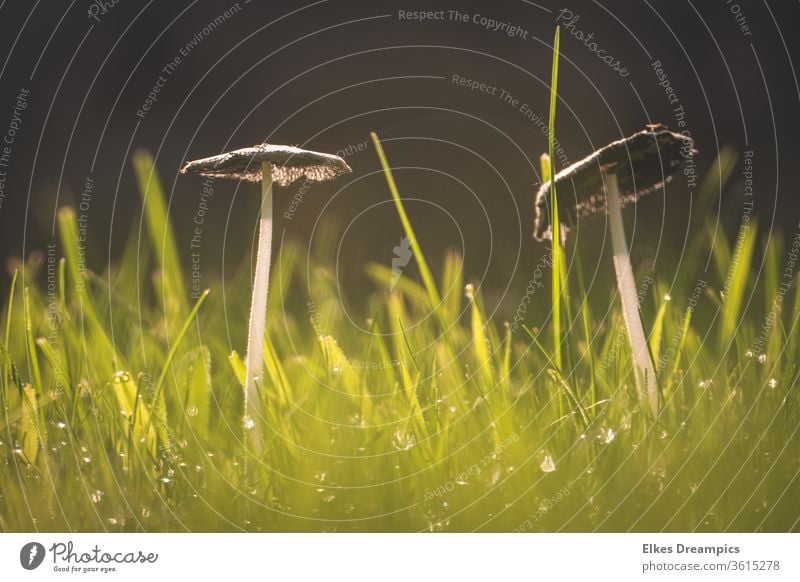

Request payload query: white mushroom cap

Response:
[181,143,352,187]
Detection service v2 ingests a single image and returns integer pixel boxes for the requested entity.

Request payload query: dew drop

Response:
[392,428,416,451]
[112,371,131,383]
[599,427,616,444]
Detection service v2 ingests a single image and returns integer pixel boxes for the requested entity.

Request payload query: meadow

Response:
[2,32,799,532]
[0,138,798,532]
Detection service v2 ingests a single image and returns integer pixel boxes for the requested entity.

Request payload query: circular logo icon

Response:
[20,542,46,570]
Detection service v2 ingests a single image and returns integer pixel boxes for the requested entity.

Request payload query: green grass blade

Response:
[132,150,187,316]
[572,246,596,404]
[666,306,693,398]
[720,221,756,345]
[229,350,246,387]
[19,384,40,466]
[546,26,563,370]
[180,346,212,442]
[112,371,157,460]
[649,289,670,365]
[149,289,209,452]
[501,321,512,388]
[440,250,464,323]
[370,132,444,324]
[35,338,72,399]
[466,284,494,387]
[2,271,18,394]
[23,287,42,393]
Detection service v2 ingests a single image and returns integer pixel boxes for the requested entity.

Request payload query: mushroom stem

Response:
[244,160,273,453]
[605,172,658,417]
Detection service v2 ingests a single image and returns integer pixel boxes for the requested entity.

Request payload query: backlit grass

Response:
[0,140,798,532]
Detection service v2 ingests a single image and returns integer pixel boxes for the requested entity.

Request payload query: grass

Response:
[0,141,798,533]
[1,37,798,530]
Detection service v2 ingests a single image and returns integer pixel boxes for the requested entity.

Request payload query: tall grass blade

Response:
[370,132,444,327]
[546,26,563,370]
[720,221,756,345]
[466,284,494,387]
[19,384,40,465]
[112,371,157,460]
[180,346,212,442]
[23,288,42,394]
[149,289,209,452]
[132,150,187,316]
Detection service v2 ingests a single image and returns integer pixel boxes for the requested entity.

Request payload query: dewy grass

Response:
[0,145,798,532]
[547,26,564,373]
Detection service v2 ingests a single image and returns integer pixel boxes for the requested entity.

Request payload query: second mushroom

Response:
[533,124,695,417]
[182,143,351,452]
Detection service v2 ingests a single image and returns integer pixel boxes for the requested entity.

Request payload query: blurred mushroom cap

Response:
[533,125,696,241]
[181,144,352,187]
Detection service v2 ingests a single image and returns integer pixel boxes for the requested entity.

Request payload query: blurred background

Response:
[0,0,797,328]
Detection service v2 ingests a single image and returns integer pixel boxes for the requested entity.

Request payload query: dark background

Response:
[0,0,797,322]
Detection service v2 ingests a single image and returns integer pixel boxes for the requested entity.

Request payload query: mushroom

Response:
[533,124,695,416]
[181,143,352,451]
